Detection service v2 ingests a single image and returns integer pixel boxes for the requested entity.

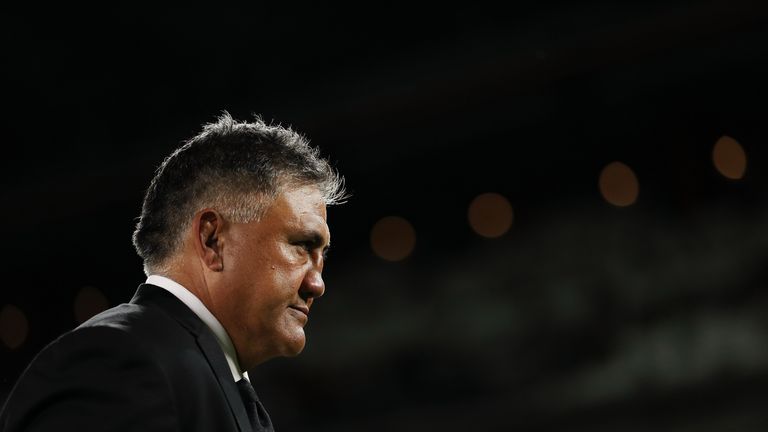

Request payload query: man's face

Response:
[211,184,329,369]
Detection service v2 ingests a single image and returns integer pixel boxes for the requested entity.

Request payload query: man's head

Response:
[132,113,346,369]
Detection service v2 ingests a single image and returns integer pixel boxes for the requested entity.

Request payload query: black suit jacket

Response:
[0,284,261,432]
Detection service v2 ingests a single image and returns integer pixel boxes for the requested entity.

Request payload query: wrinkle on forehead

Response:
[281,186,326,216]
[275,185,330,241]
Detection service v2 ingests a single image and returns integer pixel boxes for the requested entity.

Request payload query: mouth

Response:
[289,305,309,316]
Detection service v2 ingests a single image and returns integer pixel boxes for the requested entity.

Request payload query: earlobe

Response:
[196,209,225,272]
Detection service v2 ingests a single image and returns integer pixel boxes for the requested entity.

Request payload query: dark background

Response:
[2,1,768,430]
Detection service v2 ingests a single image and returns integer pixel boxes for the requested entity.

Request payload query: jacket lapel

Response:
[196,328,253,432]
[131,284,253,432]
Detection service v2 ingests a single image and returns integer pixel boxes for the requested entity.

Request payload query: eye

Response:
[290,233,329,261]
[296,241,312,254]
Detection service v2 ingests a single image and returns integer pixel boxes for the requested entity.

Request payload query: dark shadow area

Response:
[2,1,768,430]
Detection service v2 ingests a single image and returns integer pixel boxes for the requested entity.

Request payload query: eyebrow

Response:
[301,230,331,252]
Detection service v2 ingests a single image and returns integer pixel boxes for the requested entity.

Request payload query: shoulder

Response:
[79,300,182,337]
[77,302,196,353]
[1,320,180,431]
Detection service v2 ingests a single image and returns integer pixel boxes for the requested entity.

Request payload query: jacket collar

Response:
[130,284,253,432]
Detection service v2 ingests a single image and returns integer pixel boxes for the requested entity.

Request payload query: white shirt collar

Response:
[146,275,249,383]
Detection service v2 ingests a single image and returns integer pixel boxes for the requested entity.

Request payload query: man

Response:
[0,113,346,431]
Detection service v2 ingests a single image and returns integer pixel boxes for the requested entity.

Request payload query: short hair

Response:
[132,112,346,274]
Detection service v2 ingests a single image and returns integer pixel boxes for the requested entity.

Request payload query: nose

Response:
[300,268,325,301]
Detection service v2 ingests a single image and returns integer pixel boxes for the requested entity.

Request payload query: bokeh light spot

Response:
[713,135,747,180]
[370,216,416,261]
[0,304,29,350]
[599,161,639,207]
[74,286,109,324]
[468,192,514,238]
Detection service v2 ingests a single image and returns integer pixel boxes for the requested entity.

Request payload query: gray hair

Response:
[132,112,347,274]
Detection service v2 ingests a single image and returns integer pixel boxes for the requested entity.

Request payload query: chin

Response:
[283,341,306,357]
[280,332,307,357]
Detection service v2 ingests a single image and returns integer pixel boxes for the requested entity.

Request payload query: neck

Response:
[160,263,214,314]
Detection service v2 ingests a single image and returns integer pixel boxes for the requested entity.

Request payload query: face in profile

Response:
[212,184,330,370]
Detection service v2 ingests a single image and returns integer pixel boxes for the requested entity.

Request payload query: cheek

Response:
[271,247,309,283]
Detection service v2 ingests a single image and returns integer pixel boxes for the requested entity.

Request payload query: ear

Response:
[193,208,225,272]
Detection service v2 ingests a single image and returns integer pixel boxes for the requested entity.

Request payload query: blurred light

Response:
[712,135,747,180]
[370,216,416,261]
[0,304,29,349]
[74,286,109,324]
[468,192,514,238]
[599,161,639,207]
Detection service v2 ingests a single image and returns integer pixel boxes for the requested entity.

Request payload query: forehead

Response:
[264,185,329,235]
[277,185,327,217]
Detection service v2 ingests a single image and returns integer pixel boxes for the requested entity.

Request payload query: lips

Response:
[289,305,309,316]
